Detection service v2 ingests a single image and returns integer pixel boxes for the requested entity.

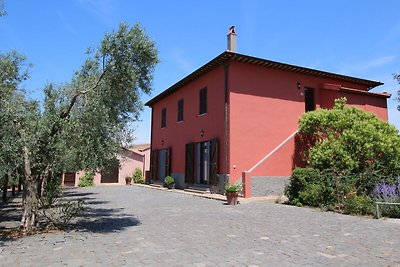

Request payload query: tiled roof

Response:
[146,51,383,106]
[129,144,150,151]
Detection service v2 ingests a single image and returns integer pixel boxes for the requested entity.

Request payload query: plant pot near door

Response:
[225,183,242,205]
[164,176,175,189]
[125,177,132,185]
[226,192,239,205]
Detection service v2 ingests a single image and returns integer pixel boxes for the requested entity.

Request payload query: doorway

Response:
[101,159,120,183]
[196,141,210,185]
[64,172,76,186]
[304,88,315,112]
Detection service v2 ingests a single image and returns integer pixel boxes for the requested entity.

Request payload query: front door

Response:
[101,159,120,183]
[64,172,76,186]
[196,141,210,184]
[304,88,315,112]
[185,139,218,187]
[150,148,171,182]
[158,149,167,181]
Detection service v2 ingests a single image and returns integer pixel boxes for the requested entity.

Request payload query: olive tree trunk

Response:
[20,144,39,230]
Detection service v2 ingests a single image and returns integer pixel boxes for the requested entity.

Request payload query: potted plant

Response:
[125,176,133,185]
[225,183,242,205]
[164,176,175,189]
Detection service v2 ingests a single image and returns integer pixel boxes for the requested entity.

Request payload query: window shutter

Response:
[199,87,207,114]
[185,143,195,184]
[177,99,184,122]
[165,147,171,176]
[150,150,159,182]
[209,139,218,186]
[161,108,166,128]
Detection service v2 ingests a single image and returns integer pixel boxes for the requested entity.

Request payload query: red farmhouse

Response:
[146,27,389,196]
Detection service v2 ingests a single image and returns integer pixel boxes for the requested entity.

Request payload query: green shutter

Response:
[185,143,195,184]
[209,139,218,186]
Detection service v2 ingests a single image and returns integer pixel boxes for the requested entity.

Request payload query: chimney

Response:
[227,26,237,52]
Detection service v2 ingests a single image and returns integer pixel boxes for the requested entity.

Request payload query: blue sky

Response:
[1,0,400,144]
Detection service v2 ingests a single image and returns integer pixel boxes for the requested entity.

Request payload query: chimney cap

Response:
[228,26,236,35]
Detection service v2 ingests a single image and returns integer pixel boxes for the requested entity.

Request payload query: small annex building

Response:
[62,146,150,186]
[145,27,390,196]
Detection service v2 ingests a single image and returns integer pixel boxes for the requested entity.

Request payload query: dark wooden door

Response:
[304,88,315,112]
[101,166,119,183]
[185,143,195,184]
[64,172,76,186]
[209,139,218,186]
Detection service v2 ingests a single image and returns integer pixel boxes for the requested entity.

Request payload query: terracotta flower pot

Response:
[226,192,239,205]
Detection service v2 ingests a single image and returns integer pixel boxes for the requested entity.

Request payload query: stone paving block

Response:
[1,185,400,266]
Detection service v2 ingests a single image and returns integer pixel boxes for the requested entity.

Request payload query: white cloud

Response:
[74,0,117,26]
[57,12,77,36]
[339,55,397,76]
[169,49,194,75]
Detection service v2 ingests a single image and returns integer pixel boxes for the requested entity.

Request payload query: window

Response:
[199,87,207,115]
[304,88,315,112]
[177,99,184,122]
[161,108,166,128]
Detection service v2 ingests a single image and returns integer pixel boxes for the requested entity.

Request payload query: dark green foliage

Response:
[225,182,242,193]
[286,167,376,214]
[78,171,95,187]
[287,98,400,216]
[42,174,62,207]
[285,168,336,209]
[8,176,19,186]
[285,168,321,205]
[299,98,400,176]
[378,205,400,218]
[343,195,374,215]
[164,176,175,186]
[132,168,144,184]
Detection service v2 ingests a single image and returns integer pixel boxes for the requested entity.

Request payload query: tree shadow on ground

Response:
[72,205,141,233]
[63,190,98,198]
[1,187,140,241]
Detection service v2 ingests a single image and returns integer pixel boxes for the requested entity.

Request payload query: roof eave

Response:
[145,51,384,106]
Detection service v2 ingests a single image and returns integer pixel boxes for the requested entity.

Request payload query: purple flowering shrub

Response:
[373,177,400,201]
[373,177,400,218]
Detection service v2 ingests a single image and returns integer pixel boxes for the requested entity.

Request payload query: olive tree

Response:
[1,23,158,230]
[395,73,400,111]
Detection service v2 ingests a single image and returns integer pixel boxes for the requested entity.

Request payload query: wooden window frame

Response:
[177,99,184,122]
[199,87,207,115]
[161,108,167,128]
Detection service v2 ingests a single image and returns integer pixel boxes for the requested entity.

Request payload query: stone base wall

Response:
[250,176,289,197]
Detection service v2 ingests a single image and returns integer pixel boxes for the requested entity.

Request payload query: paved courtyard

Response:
[1,185,400,266]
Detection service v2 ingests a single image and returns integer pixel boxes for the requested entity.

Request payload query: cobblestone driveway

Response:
[1,185,399,266]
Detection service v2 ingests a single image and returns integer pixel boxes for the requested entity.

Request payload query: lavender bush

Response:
[373,177,400,218]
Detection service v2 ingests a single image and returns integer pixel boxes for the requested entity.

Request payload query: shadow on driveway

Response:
[0,187,141,241]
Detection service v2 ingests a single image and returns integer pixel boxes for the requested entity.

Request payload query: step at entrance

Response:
[185,185,211,194]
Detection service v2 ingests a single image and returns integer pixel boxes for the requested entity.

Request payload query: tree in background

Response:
[0,51,31,201]
[395,73,400,111]
[0,0,6,16]
[0,23,158,230]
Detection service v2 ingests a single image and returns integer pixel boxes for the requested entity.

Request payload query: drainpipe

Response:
[149,108,154,184]
[142,153,145,179]
[224,63,229,186]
